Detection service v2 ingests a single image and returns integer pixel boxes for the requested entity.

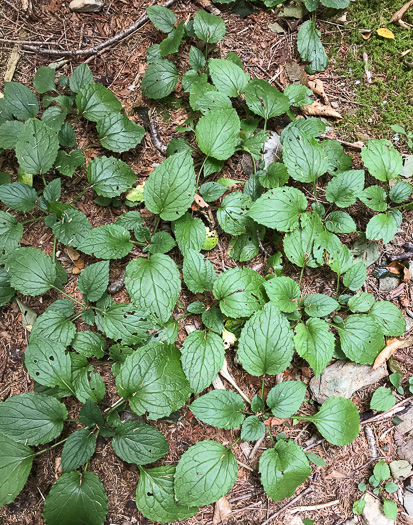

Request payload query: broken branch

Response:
[260,487,314,525]
[389,0,413,24]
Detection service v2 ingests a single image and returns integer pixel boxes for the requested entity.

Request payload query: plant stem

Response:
[261,374,266,401]
[21,216,47,225]
[313,179,318,202]
[52,237,57,264]
[51,285,86,308]
[104,397,125,414]
[196,156,208,188]
[153,215,160,236]
[298,263,306,289]
[33,437,69,456]
[229,437,240,450]
[131,240,146,247]
[266,427,276,446]
[70,187,90,204]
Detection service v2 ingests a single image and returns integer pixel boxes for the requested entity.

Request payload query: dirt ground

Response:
[1,0,413,524]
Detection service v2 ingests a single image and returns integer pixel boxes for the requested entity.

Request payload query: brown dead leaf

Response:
[194,194,208,208]
[213,496,232,524]
[72,267,82,275]
[386,260,405,275]
[74,258,85,270]
[325,470,347,480]
[264,417,290,426]
[301,102,342,119]
[360,31,372,40]
[308,79,329,104]
[372,338,404,370]
[65,246,81,261]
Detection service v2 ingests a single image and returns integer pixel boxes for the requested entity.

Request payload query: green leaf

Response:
[117,343,191,419]
[173,213,206,255]
[361,139,403,181]
[339,314,384,364]
[283,129,328,183]
[25,338,73,392]
[43,471,108,525]
[112,421,168,465]
[115,211,142,230]
[248,187,307,231]
[15,119,59,175]
[196,108,240,160]
[281,118,326,143]
[217,192,252,235]
[259,440,311,501]
[7,247,56,296]
[238,302,294,376]
[370,387,396,412]
[0,209,23,262]
[125,254,181,324]
[0,393,67,446]
[245,78,290,119]
[0,267,15,306]
[69,63,93,93]
[209,58,249,97]
[175,441,238,506]
[373,460,391,482]
[147,5,177,32]
[297,20,328,72]
[4,82,39,120]
[183,249,216,293]
[343,261,367,291]
[264,276,300,313]
[144,151,196,221]
[30,309,75,347]
[321,139,352,175]
[141,59,179,99]
[191,390,245,429]
[228,226,261,262]
[284,84,313,107]
[389,181,412,203]
[76,83,122,122]
[306,452,326,466]
[294,319,335,378]
[136,465,198,523]
[97,113,144,153]
[51,208,92,248]
[61,428,97,473]
[79,400,104,428]
[267,381,307,418]
[200,181,227,202]
[55,149,85,178]
[353,498,366,515]
[0,120,24,149]
[385,482,398,493]
[369,300,406,336]
[0,432,33,506]
[326,211,357,234]
[383,499,398,520]
[44,178,61,202]
[102,303,152,346]
[241,415,265,441]
[213,266,265,318]
[160,20,185,56]
[78,224,133,259]
[0,182,37,212]
[189,46,206,72]
[359,185,388,211]
[348,292,375,313]
[42,106,67,132]
[304,294,339,317]
[147,231,176,254]
[181,330,224,394]
[78,261,109,302]
[251,394,265,412]
[71,331,106,358]
[33,66,56,93]
[58,122,77,147]
[366,213,398,244]
[257,162,289,189]
[325,170,365,207]
[88,156,136,198]
[202,307,223,334]
[321,0,350,7]
[307,397,360,446]
[193,11,226,43]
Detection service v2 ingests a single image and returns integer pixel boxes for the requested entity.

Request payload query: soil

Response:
[1,0,413,524]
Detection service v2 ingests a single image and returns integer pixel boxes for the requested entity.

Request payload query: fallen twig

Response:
[364,426,378,459]
[290,499,339,513]
[361,396,413,425]
[319,134,363,150]
[390,0,413,24]
[249,436,265,462]
[363,52,372,84]
[21,0,177,56]
[148,118,167,156]
[260,487,314,525]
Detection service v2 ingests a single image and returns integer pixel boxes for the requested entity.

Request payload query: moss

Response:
[322,0,413,142]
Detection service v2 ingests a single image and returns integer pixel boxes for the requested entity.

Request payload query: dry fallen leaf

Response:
[301,102,342,119]
[213,496,232,524]
[325,470,347,480]
[377,27,395,39]
[264,416,291,426]
[373,338,404,370]
[72,267,82,275]
[74,257,85,270]
[308,78,329,104]
[360,30,372,40]
[65,245,81,261]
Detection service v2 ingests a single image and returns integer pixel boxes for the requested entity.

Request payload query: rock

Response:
[69,0,104,13]
[390,460,412,479]
[362,493,394,524]
[397,439,413,463]
[379,276,400,293]
[342,519,359,525]
[263,131,282,168]
[404,490,413,516]
[394,405,413,436]
[309,360,388,404]
[331,101,339,109]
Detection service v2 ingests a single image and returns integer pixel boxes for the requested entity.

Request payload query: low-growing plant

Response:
[0,7,412,524]
[353,460,399,520]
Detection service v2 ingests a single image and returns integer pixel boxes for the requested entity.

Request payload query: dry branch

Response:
[21,0,177,56]
[390,0,413,23]
[260,487,314,525]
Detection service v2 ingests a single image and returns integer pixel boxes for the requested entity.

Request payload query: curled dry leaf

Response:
[308,79,329,104]
[213,495,232,524]
[372,338,404,370]
[264,416,291,426]
[301,102,342,119]
[193,194,208,208]
[386,260,411,281]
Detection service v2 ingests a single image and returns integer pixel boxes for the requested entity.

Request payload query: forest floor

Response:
[0,0,413,524]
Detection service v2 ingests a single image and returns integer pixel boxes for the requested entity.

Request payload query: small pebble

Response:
[331,101,339,109]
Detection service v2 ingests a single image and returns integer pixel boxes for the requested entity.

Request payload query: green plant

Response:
[353,460,399,520]
[392,124,413,151]
[0,7,411,524]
